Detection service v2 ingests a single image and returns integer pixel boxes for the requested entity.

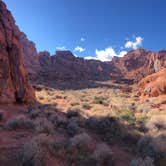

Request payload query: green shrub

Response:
[119,109,135,125]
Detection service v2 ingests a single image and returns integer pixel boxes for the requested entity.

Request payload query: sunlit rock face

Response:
[0,1,36,104]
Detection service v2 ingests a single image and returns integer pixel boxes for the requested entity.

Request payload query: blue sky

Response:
[3,0,166,61]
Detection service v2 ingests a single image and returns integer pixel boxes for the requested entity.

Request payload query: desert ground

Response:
[0,81,165,166]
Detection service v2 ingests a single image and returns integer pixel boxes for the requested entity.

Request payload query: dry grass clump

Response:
[5,115,35,130]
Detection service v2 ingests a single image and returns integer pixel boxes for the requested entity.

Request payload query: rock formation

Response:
[0,1,35,104]
[111,49,166,83]
[137,68,166,98]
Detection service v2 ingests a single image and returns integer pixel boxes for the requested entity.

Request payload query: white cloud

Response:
[125,36,143,49]
[74,46,86,53]
[56,46,66,50]
[80,38,85,42]
[85,47,127,62]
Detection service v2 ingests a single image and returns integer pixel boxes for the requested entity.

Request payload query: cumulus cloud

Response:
[80,37,85,42]
[56,46,66,50]
[125,36,143,49]
[74,46,86,53]
[85,47,127,62]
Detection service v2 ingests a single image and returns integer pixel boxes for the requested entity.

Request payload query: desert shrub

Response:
[130,156,155,166]
[93,96,107,105]
[67,133,93,165]
[66,110,80,118]
[0,111,3,121]
[70,102,80,106]
[85,117,122,143]
[5,115,35,130]
[35,118,54,134]
[137,133,166,163]
[69,133,92,149]
[67,118,80,136]
[136,116,148,126]
[18,135,50,166]
[49,113,68,128]
[49,138,68,158]
[91,143,114,166]
[138,135,159,159]
[118,109,135,125]
[82,104,92,110]
[146,116,166,132]
[28,110,41,119]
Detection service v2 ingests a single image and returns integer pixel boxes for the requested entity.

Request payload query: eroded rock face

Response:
[137,68,166,98]
[26,49,166,84]
[111,49,166,83]
[20,33,41,81]
[0,1,36,104]
[38,51,114,82]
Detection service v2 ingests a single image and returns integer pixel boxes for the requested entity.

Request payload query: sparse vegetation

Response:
[18,135,50,166]
[5,115,35,130]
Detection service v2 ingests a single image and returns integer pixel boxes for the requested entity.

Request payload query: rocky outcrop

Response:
[0,1,36,104]
[24,49,166,85]
[111,49,166,83]
[137,68,166,97]
[20,33,41,81]
[38,51,114,82]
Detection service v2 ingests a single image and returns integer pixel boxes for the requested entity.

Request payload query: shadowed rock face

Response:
[38,51,114,82]
[0,1,36,104]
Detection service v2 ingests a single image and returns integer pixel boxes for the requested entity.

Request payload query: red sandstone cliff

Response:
[0,1,35,104]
